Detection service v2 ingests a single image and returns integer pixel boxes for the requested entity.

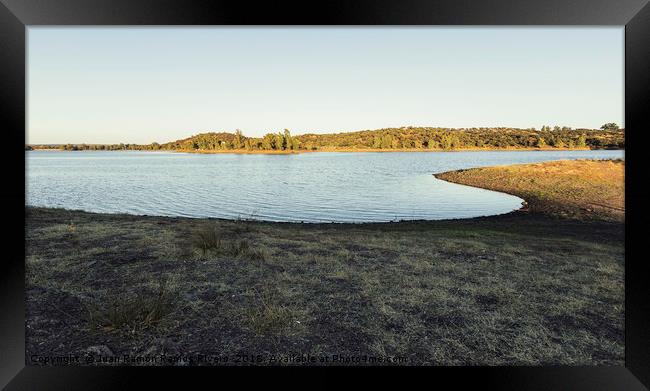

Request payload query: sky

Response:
[27,27,624,144]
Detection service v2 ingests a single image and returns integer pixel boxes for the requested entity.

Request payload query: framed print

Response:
[2,0,649,389]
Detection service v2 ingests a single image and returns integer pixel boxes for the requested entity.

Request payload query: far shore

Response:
[173,146,596,154]
[27,146,603,154]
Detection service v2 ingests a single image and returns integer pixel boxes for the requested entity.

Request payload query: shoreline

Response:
[27,146,606,154]
[23,205,526,226]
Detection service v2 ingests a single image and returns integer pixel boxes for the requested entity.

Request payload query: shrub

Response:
[87,278,175,333]
[233,240,267,261]
[192,224,223,255]
[192,225,266,261]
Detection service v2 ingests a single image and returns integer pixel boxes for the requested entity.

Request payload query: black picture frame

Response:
[2,0,649,389]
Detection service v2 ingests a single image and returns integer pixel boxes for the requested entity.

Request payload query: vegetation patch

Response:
[28,125,624,153]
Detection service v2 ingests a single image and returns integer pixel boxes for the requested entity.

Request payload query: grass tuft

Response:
[87,278,176,333]
[192,224,224,255]
[233,239,267,261]
[192,224,266,261]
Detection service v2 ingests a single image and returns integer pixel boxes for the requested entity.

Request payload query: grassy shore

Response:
[25,160,624,365]
[436,159,624,221]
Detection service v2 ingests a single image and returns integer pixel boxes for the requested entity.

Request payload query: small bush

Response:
[87,279,176,333]
[232,239,267,261]
[192,225,266,261]
[192,224,224,255]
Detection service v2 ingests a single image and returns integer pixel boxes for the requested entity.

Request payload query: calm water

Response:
[26,150,624,223]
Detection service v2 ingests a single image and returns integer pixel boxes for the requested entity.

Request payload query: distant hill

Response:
[27,126,625,152]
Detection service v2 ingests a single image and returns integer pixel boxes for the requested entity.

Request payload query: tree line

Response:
[27,124,624,152]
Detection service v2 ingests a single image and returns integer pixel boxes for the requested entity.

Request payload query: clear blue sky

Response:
[27,27,623,144]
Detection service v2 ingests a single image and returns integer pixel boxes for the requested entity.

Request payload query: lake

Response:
[26,150,624,223]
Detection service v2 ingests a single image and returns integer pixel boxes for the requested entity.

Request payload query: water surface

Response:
[26,150,624,223]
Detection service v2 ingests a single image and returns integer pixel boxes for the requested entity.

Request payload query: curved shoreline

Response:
[26,204,528,227]
[432,171,528,213]
[25,170,527,225]
[433,159,624,222]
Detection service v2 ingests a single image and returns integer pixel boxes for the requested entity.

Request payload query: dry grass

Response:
[26,207,623,366]
[245,286,305,337]
[436,159,624,221]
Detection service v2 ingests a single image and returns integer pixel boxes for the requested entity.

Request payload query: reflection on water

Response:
[26,150,624,223]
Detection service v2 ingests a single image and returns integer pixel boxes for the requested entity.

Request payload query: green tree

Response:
[283,129,293,150]
[450,134,460,149]
[600,123,620,131]
[262,133,275,150]
[234,129,244,149]
[372,136,380,149]
[275,133,285,150]
[440,134,454,150]
[381,135,393,149]
[577,134,587,148]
